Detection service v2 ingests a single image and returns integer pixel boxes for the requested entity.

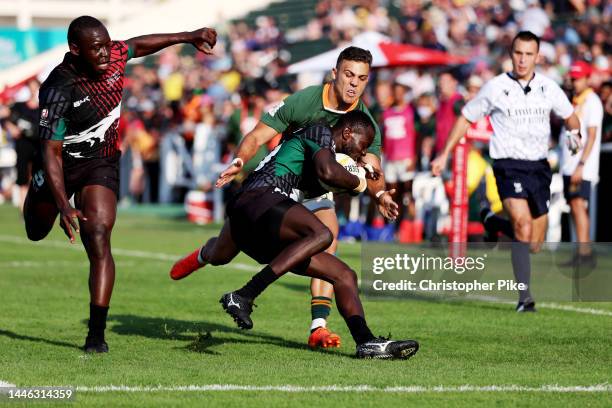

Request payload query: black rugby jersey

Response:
[242,124,335,198]
[38,41,131,162]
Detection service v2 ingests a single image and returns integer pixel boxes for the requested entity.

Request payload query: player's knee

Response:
[337,266,358,288]
[24,209,52,241]
[25,225,48,241]
[25,216,52,241]
[513,218,532,240]
[312,226,333,253]
[83,224,112,256]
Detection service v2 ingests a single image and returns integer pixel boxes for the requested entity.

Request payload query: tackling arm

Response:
[216,121,279,188]
[361,153,399,220]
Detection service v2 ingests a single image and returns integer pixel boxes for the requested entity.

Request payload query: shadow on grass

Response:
[0,329,82,350]
[276,280,309,294]
[106,314,351,357]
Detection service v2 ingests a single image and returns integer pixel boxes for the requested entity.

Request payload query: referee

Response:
[432,31,583,312]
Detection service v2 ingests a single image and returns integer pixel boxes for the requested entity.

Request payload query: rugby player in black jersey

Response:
[174,111,419,360]
[24,15,217,353]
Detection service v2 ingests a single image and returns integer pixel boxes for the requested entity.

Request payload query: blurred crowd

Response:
[0,0,610,241]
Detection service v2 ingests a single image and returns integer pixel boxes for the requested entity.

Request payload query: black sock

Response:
[235,265,278,300]
[486,215,515,239]
[88,303,109,340]
[345,315,375,344]
[511,241,532,302]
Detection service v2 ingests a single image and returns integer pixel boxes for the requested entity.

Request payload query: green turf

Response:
[0,204,610,407]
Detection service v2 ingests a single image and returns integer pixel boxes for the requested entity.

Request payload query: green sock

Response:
[310,296,332,331]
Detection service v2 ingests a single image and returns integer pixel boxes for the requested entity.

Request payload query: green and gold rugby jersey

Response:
[261,83,381,157]
[242,124,334,198]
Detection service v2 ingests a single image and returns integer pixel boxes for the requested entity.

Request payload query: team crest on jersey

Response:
[39,109,49,127]
[514,182,523,193]
[268,101,284,117]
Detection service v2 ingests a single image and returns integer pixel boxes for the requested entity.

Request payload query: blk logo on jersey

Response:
[73,96,90,107]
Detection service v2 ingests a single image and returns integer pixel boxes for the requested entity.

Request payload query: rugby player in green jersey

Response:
[172,47,398,350]
[173,110,419,359]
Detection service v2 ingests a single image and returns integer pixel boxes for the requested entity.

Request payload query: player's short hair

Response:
[68,16,105,45]
[511,31,540,51]
[336,47,373,69]
[335,110,375,141]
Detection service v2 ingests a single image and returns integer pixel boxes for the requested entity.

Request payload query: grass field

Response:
[0,203,610,407]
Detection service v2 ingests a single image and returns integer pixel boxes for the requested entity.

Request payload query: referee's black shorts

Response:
[492,158,552,218]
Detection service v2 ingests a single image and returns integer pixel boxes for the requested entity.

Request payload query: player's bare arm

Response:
[431,115,472,176]
[314,149,366,193]
[361,153,399,220]
[41,140,87,243]
[216,121,278,188]
[126,27,217,58]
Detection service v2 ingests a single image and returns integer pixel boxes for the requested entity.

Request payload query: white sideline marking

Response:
[0,260,135,268]
[539,302,612,317]
[467,295,612,317]
[1,234,611,315]
[74,384,612,393]
[0,380,16,391]
[0,235,259,270]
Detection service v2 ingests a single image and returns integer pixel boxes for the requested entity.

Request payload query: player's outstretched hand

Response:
[216,160,243,188]
[59,206,88,244]
[191,28,217,55]
[377,189,399,221]
[431,153,448,177]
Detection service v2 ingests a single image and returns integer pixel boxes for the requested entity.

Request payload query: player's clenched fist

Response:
[190,28,217,54]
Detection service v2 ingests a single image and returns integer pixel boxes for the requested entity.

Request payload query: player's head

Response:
[568,61,592,93]
[333,110,375,161]
[510,31,540,80]
[332,47,373,107]
[68,16,111,75]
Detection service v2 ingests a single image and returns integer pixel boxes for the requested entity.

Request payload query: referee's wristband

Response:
[232,157,244,167]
